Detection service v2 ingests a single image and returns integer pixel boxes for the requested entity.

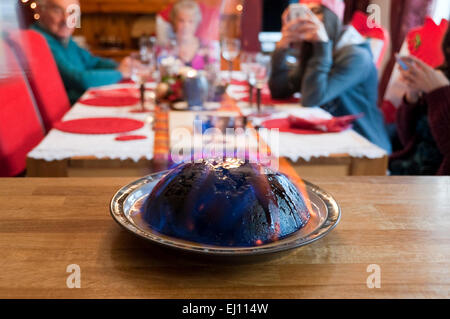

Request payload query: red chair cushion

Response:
[6,30,70,132]
[0,41,45,177]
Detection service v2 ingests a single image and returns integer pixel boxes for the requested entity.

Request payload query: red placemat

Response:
[231,79,248,86]
[79,96,139,107]
[119,79,135,84]
[54,118,145,134]
[88,88,138,98]
[115,135,147,141]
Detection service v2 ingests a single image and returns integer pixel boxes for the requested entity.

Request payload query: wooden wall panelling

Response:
[79,0,176,14]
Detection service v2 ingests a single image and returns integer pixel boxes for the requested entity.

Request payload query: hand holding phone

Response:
[279,3,329,45]
[395,54,410,71]
[288,3,313,22]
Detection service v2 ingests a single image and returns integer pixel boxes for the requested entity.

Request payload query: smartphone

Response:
[288,3,311,21]
[395,55,409,71]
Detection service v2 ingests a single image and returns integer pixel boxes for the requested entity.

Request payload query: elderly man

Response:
[32,0,130,104]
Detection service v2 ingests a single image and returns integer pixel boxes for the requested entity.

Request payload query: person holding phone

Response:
[389,28,450,175]
[269,0,392,153]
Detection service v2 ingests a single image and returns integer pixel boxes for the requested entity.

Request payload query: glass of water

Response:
[221,38,241,83]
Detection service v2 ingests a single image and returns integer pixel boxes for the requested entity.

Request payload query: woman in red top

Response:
[390,28,450,175]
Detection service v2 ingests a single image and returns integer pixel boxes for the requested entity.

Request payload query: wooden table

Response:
[0,177,448,298]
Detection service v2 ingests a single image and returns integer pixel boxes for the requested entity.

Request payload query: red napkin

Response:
[88,88,138,98]
[79,96,140,107]
[115,135,147,141]
[263,114,363,134]
[54,117,145,134]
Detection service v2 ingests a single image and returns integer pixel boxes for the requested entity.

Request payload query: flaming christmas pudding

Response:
[142,159,311,247]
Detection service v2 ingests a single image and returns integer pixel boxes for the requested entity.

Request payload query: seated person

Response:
[32,0,131,104]
[269,0,391,153]
[159,0,219,70]
[156,0,220,47]
[389,28,450,176]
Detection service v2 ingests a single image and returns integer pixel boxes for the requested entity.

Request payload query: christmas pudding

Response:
[142,159,311,247]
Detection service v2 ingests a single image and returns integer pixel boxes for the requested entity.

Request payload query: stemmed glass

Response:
[130,52,154,112]
[240,52,258,106]
[248,53,272,118]
[221,38,241,83]
[139,36,156,65]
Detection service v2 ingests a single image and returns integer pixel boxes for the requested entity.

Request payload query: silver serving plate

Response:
[110,171,341,256]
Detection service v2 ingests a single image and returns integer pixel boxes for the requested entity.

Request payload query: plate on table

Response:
[110,171,341,256]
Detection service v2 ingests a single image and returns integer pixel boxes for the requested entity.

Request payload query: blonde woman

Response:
[158,0,218,70]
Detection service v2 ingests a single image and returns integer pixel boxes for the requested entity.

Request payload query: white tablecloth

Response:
[28,78,387,163]
[28,83,155,162]
[254,107,386,162]
[227,73,387,162]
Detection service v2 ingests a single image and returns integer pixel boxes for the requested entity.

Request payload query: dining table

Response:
[0,176,448,298]
[26,73,389,178]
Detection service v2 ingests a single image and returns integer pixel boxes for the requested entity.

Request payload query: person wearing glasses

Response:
[32,0,131,104]
[269,0,391,153]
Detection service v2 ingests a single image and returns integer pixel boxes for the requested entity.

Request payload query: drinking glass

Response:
[240,51,258,106]
[130,52,154,112]
[248,53,272,118]
[139,36,156,65]
[221,38,241,83]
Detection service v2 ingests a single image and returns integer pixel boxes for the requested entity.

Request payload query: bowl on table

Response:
[110,158,340,257]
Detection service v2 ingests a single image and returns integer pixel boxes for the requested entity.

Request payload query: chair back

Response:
[6,30,70,132]
[0,40,45,177]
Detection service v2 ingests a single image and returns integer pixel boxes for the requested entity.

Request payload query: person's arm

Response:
[51,48,122,91]
[425,85,450,161]
[268,48,302,99]
[397,56,450,159]
[300,43,372,107]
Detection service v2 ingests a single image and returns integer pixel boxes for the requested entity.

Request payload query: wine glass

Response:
[221,38,241,83]
[240,51,258,106]
[130,52,154,112]
[139,36,155,63]
[248,53,272,118]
